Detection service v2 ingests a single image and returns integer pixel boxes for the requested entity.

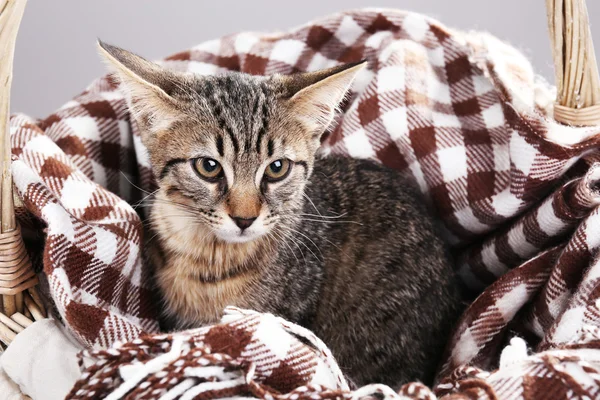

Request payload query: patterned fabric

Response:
[9,8,600,399]
[68,308,600,400]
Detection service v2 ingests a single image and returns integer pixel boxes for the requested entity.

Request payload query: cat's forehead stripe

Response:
[216,136,224,157]
[254,85,270,156]
[267,139,274,157]
[207,92,239,154]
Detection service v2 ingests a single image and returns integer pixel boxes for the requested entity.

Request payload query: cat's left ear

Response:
[284,61,366,135]
[97,40,185,134]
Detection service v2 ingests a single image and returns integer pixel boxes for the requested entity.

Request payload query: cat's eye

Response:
[192,158,223,181]
[264,159,291,182]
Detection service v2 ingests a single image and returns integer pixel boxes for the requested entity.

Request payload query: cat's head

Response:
[98,41,364,244]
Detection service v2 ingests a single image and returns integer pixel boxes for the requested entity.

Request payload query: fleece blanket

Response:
[10,8,600,400]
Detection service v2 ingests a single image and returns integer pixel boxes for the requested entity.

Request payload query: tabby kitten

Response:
[99,41,462,388]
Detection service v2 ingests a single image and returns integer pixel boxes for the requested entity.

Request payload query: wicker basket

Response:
[0,0,46,350]
[0,0,598,382]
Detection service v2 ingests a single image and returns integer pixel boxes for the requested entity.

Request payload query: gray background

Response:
[11,0,600,117]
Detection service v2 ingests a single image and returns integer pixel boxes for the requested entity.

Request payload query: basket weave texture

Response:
[0,0,46,347]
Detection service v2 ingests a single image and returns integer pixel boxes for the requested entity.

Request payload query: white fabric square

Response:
[124,245,143,287]
[377,66,405,93]
[92,226,118,265]
[507,224,537,258]
[60,178,96,209]
[352,68,375,96]
[510,130,537,175]
[253,314,292,360]
[91,160,107,188]
[269,40,306,65]
[450,328,478,366]
[455,207,489,234]
[381,108,408,140]
[481,103,505,129]
[365,31,392,48]
[427,46,445,67]
[307,52,337,72]
[187,62,219,76]
[343,129,376,158]
[473,74,493,96]
[193,39,222,54]
[493,143,510,172]
[427,76,452,104]
[403,13,430,42]
[481,243,507,277]
[585,211,600,250]
[536,198,567,237]
[432,111,461,127]
[12,160,41,197]
[551,307,586,343]
[234,33,259,54]
[98,91,123,102]
[438,146,468,182]
[496,284,529,319]
[334,16,365,46]
[64,117,101,142]
[42,203,76,242]
[491,189,523,218]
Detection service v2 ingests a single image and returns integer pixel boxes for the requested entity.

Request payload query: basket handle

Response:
[547,0,600,126]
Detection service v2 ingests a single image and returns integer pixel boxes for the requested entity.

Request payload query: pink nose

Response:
[230,215,256,230]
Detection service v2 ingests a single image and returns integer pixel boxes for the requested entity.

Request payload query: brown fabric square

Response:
[409,126,437,158]
[357,94,380,126]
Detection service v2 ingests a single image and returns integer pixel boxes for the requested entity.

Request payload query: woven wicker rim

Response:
[0,0,46,351]
[547,0,600,125]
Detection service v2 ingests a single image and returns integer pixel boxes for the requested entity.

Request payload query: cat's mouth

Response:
[213,215,269,244]
[214,228,265,244]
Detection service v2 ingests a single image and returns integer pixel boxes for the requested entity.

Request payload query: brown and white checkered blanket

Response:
[10,8,600,399]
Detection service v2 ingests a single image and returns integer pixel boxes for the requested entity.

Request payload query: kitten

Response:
[98,41,463,388]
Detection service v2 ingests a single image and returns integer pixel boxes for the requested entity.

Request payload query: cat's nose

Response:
[230,215,257,231]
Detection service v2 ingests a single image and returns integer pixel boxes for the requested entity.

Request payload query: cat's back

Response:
[303,155,462,387]
[306,155,434,237]
[305,155,452,288]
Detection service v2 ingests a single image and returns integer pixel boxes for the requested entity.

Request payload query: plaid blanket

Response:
[10,8,600,399]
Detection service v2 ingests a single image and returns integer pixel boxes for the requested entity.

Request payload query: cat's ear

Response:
[97,40,184,132]
[285,61,366,134]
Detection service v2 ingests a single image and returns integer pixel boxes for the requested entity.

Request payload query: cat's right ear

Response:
[97,40,183,133]
[284,61,366,136]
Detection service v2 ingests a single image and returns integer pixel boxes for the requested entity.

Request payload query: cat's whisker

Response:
[131,189,161,210]
[272,228,303,264]
[297,212,349,219]
[299,217,363,226]
[297,222,351,258]
[136,197,196,209]
[285,233,311,266]
[136,197,206,214]
[279,225,322,261]
[119,171,156,196]
[302,193,324,218]
[266,230,291,261]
